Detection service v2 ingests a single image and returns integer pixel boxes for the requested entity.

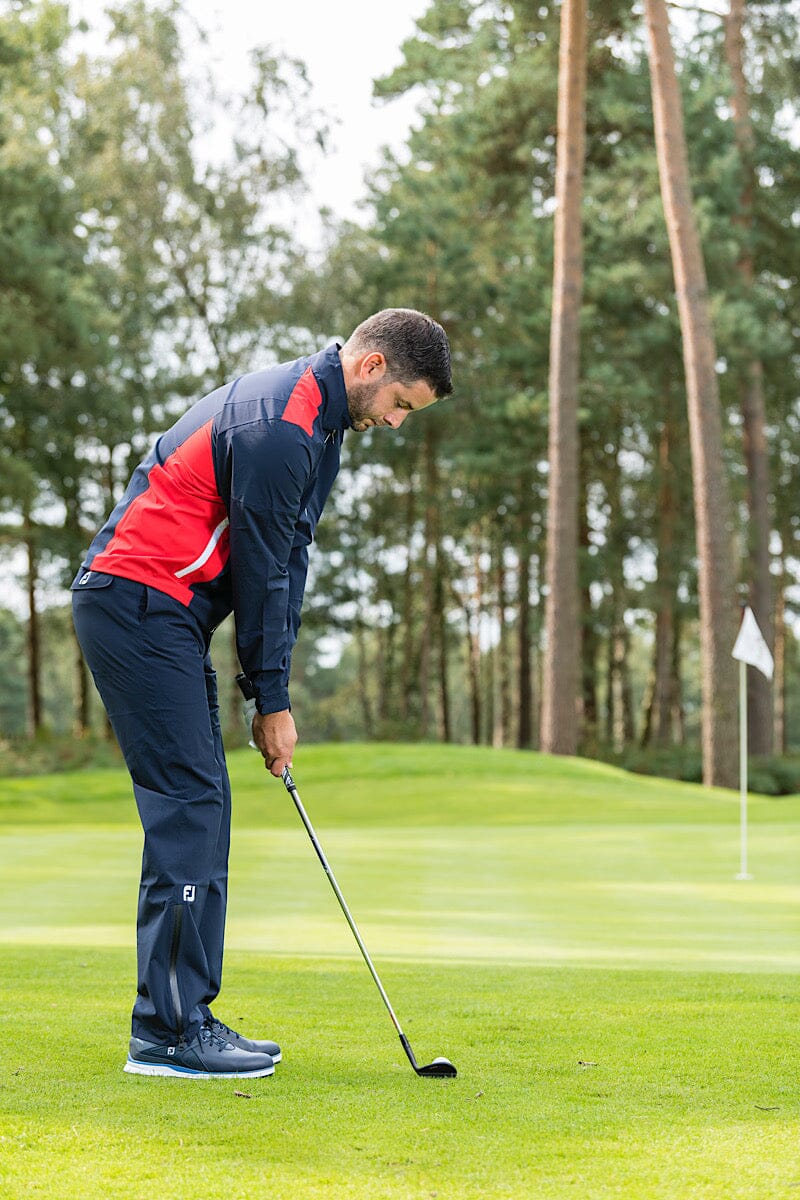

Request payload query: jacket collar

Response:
[312,343,351,433]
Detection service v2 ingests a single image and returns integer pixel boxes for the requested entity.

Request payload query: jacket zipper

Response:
[169,905,185,1043]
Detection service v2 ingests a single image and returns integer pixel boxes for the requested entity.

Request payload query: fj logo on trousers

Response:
[182,885,196,903]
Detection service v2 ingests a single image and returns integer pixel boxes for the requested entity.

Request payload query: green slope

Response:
[1,744,799,1199]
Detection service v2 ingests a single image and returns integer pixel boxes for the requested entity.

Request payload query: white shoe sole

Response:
[124,1056,274,1079]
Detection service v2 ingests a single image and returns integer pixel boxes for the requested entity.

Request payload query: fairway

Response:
[1,744,799,1198]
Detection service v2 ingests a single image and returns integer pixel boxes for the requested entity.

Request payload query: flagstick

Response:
[736,658,752,880]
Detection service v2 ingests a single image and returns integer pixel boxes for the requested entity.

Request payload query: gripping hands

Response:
[236,673,297,778]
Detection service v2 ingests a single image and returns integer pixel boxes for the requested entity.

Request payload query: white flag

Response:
[732,606,774,680]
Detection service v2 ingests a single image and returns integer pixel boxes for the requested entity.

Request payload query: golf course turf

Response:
[1,743,799,1198]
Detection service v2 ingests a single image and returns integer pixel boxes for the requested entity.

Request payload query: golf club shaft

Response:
[280,767,406,1041]
[234,674,439,1071]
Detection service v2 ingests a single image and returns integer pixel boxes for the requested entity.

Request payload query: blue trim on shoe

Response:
[124,1054,274,1079]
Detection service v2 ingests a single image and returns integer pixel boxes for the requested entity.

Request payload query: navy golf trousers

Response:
[72,573,231,1042]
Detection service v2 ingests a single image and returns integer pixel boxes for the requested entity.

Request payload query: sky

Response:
[70,0,433,226]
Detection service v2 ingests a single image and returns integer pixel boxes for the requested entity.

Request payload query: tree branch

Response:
[666,1,726,18]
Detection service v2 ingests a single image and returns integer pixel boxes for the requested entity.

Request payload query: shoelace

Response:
[203,1016,247,1047]
[198,1022,231,1050]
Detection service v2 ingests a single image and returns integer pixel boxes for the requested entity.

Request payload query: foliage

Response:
[303,0,800,759]
[0,730,123,776]
[597,744,800,795]
[0,0,799,776]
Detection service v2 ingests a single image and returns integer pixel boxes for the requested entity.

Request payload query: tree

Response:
[643,0,740,786]
[540,0,588,756]
[724,0,773,754]
[0,1,108,733]
[308,0,800,766]
[63,1,327,727]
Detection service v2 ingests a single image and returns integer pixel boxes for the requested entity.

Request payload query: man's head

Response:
[340,308,453,433]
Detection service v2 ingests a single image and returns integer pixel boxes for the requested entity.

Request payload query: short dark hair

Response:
[344,308,453,399]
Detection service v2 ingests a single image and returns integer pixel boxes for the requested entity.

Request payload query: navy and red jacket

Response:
[72,344,350,715]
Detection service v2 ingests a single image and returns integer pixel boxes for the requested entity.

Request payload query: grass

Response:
[1,743,799,1198]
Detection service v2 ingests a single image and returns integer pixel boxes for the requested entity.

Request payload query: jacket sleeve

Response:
[282,434,342,691]
[220,419,316,715]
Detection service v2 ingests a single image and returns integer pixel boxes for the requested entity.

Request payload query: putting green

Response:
[1,819,798,972]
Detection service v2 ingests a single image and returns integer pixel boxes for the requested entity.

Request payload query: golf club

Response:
[237,673,456,1079]
[280,765,457,1078]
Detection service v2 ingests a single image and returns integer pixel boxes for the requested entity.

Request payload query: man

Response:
[72,309,452,1081]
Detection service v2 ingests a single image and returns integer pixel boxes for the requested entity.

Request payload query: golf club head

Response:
[416,1057,457,1078]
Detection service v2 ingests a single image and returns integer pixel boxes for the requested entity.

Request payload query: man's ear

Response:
[360,351,387,380]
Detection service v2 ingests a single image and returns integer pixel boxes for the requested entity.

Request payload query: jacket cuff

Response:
[251,672,291,716]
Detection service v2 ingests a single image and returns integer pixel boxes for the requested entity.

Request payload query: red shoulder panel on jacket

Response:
[281,365,322,437]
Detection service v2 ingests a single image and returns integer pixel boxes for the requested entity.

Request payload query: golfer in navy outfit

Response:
[72,309,452,1079]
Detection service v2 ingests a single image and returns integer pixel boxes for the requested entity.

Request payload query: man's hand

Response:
[252,709,297,777]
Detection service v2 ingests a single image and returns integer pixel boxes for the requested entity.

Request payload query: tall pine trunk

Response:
[436,556,451,742]
[24,513,42,736]
[492,539,511,748]
[515,537,534,744]
[398,485,417,724]
[376,614,397,727]
[419,425,449,740]
[541,0,586,756]
[464,587,482,745]
[354,624,374,733]
[644,0,739,787]
[642,416,681,747]
[608,609,636,751]
[773,566,786,755]
[64,480,91,737]
[517,515,534,750]
[579,470,598,747]
[724,0,773,755]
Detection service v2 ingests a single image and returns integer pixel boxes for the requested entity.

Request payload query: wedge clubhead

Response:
[417,1060,458,1078]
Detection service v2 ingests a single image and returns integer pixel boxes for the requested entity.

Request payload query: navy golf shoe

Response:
[202,1011,282,1062]
[124,1024,274,1079]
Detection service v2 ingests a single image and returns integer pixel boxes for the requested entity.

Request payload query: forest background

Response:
[0,0,799,792]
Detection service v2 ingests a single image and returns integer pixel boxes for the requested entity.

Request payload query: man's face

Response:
[347,376,438,433]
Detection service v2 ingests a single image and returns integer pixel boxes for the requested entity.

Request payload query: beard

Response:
[346,378,383,431]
